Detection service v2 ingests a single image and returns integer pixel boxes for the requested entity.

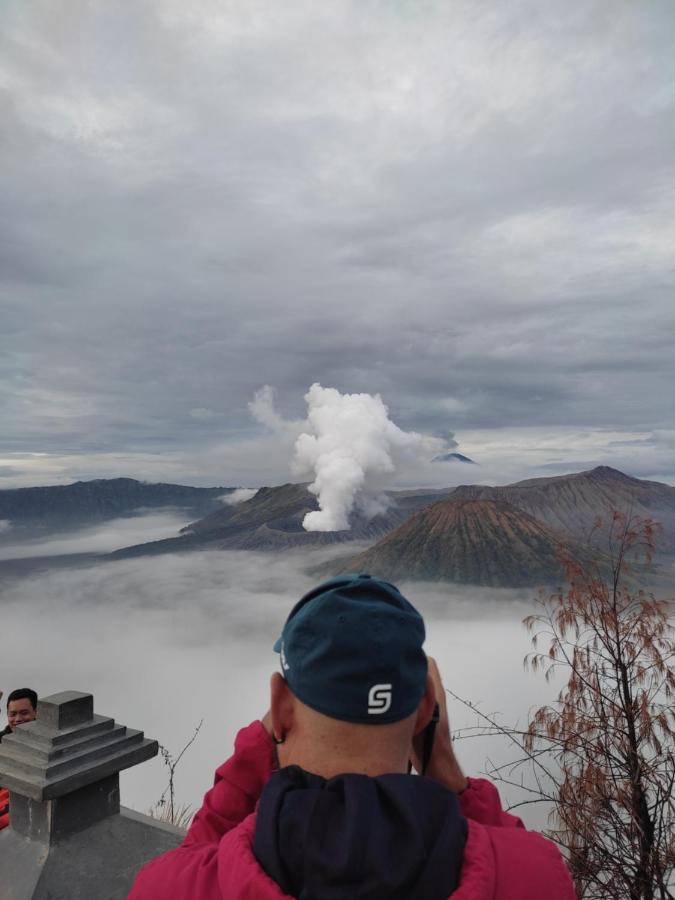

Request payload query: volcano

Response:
[113,483,450,557]
[333,498,584,587]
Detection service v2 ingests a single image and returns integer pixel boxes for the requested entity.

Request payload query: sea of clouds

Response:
[0,510,192,560]
[0,514,558,829]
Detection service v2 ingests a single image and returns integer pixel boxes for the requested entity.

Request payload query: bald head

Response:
[270,671,435,779]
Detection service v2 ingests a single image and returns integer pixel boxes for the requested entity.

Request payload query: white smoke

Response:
[221,488,259,506]
[0,520,12,534]
[292,384,445,532]
[248,385,299,435]
[248,383,447,532]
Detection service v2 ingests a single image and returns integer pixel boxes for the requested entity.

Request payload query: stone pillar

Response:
[0,691,184,899]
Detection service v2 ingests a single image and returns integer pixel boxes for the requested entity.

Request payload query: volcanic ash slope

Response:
[334,498,583,588]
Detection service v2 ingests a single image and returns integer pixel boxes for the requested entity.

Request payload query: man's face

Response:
[7,698,37,731]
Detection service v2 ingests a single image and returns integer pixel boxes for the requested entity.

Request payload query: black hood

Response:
[253,766,467,900]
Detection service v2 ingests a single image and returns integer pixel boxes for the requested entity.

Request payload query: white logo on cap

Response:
[367,684,392,715]
[280,641,290,672]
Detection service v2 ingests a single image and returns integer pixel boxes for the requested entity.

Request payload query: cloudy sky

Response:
[2,0,674,489]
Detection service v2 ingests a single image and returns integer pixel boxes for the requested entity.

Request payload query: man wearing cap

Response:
[130,575,575,899]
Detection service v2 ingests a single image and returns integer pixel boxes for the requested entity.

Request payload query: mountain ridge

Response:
[2,467,673,588]
[447,465,675,551]
[113,483,452,557]
[0,478,233,531]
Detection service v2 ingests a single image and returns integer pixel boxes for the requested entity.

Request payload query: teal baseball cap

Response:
[273,574,428,724]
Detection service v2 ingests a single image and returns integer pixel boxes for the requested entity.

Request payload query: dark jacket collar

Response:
[253,765,467,900]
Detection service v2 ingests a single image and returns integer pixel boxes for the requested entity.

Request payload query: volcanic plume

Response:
[250,383,446,532]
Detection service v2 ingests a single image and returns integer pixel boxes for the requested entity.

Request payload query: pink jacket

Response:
[129,722,575,899]
[0,787,9,831]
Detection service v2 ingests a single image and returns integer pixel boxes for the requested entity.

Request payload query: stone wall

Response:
[0,691,184,899]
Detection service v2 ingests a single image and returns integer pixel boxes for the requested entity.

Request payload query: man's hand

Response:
[260,711,273,739]
[411,657,468,793]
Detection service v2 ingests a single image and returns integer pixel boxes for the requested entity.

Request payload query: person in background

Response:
[0,688,38,742]
[0,690,5,830]
[129,575,576,900]
[1,687,38,831]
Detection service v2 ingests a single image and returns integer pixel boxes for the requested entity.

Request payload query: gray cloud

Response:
[1,0,674,488]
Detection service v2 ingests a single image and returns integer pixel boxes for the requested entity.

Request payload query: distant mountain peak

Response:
[432,452,476,464]
[508,465,640,490]
[585,465,636,481]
